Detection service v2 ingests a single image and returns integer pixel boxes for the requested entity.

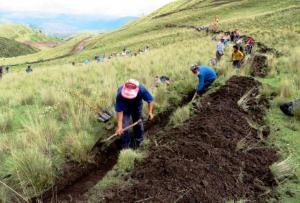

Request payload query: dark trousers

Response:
[121,110,144,149]
[246,45,253,55]
[233,60,242,68]
[216,51,223,61]
[198,79,215,95]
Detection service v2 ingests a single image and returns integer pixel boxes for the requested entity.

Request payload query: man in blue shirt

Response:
[115,79,154,148]
[190,64,217,95]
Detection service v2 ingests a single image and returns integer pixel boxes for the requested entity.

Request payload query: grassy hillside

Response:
[0,0,300,202]
[0,33,94,68]
[0,24,60,43]
[0,37,38,57]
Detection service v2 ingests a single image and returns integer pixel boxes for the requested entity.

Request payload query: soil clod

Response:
[251,54,269,77]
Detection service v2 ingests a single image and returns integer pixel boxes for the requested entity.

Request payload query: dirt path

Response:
[102,76,278,203]
[71,37,92,54]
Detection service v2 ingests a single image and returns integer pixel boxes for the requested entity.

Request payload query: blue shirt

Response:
[115,85,154,113]
[197,66,217,92]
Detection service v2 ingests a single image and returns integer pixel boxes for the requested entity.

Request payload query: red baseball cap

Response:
[121,79,140,99]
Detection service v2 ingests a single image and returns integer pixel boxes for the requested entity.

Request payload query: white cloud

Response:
[0,0,174,17]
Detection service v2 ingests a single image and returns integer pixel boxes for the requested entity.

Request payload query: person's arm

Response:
[147,101,154,120]
[197,75,205,94]
[141,85,155,120]
[115,90,125,136]
[116,111,124,135]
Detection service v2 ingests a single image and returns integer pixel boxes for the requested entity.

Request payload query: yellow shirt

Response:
[232,50,244,61]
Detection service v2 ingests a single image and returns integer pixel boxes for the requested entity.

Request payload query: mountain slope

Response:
[0,37,37,57]
[0,23,61,45]
[0,1,300,202]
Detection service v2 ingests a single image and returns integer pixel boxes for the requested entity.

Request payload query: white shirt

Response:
[216,42,224,54]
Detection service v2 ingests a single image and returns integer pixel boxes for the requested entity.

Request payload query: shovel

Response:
[90,119,143,152]
[191,91,198,102]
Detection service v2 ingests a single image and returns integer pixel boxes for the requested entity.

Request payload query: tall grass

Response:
[0,0,300,201]
[279,78,293,98]
[0,34,217,200]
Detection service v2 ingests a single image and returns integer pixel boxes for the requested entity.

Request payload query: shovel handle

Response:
[191,91,198,101]
[104,119,143,142]
[91,118,143,151]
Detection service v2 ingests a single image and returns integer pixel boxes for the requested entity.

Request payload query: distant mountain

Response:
[0,12,138,37]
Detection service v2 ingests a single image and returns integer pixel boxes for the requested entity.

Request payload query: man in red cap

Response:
[115,79,154,148]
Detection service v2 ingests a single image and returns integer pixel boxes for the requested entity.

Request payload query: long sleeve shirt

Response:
[197,66,217,92]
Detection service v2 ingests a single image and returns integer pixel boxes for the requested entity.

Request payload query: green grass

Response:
[0,23,60,43]
[0,0,300,202]
[0,37,37,57]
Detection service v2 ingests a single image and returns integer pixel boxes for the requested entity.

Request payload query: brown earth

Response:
[102,76,278,203]
[250,54,269,77]
[24,41,59,48]
[71,37,92,54]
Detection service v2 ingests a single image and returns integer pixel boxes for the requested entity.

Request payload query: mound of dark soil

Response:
[103,76,277,203]
[251,54,269,77]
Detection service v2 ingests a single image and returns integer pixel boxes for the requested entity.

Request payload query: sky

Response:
[0,0,174,36]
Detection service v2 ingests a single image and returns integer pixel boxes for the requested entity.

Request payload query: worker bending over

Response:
[115,79,154,149]
[191,64,217,96]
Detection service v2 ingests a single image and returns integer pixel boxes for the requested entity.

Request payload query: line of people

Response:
[74,46,151,66]
[213,30,255,68]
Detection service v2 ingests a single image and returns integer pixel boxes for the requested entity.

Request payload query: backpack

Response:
[280,100,300,116]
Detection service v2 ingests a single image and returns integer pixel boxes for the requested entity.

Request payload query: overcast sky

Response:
[0,0,174,17]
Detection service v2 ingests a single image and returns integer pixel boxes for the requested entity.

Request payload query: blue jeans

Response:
[121,110,144,149]
[197,79,215,96]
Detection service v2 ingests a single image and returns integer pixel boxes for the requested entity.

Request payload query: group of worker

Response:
[115,64,217,149]
[75,46,151,66]
[0,66,10,79]
[0,65,33,80]
[214,30,255,68]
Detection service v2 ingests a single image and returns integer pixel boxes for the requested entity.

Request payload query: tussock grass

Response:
[169,105,191,127]
[3,148,54,197]
[294,102,300,121]
[118,149,144,172]
[260,84,279,98]
[0,111,13,133]
[271,156,299,182]
[40,87,60,106]
[60,130,94,163]
[279,78,293,98]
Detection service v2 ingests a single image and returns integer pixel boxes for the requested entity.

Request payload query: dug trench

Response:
[102,76,278,203]
[31,90,196,203]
